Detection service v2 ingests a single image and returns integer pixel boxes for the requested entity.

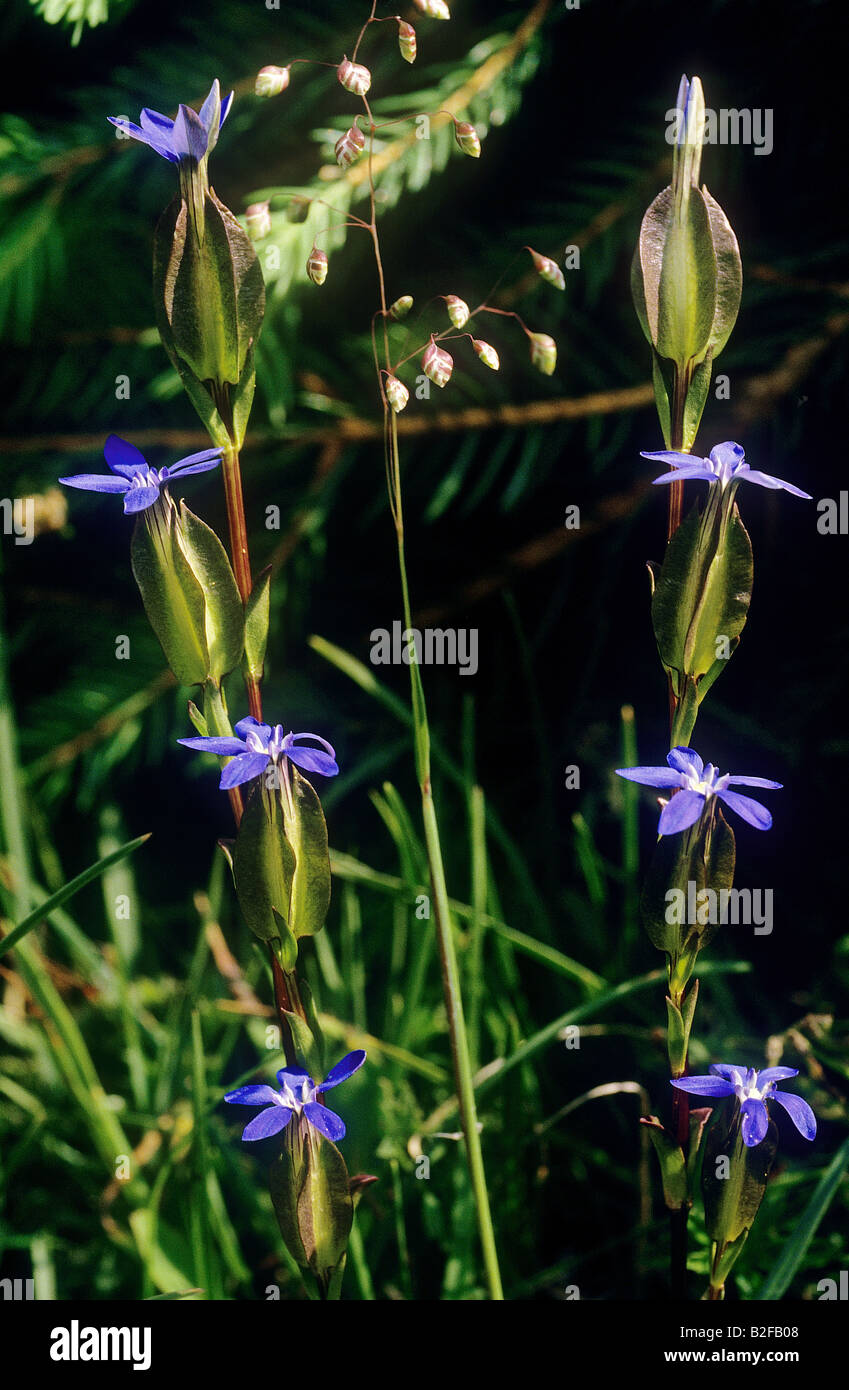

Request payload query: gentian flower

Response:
[59,434,222,515]
[641,441,811,499]
[671,1064,816,1147]
[615,746,781,835]
[108,79,233,165]
[225,1051,366,1142]
[178,715,339,788]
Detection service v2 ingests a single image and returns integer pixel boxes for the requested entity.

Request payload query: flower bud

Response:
[414,0,450,17]
[337,57,372,97]
[335,124,365,168]
[245,201,272,241]
[398,21,417,63]
[445,294,470,329]
[389,294,414,320]
[528,331,557,376]
[472,338,499,371]
[307,246,328,285]
[423,338,453,388]
[454,121,481,158]
[385,375,410,413]
[528,247,565,291]
[256,65,290,98]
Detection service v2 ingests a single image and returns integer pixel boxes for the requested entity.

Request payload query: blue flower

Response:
[224,1051,366,1143]
[671,1064,816,1147]
[178,715,339,788]
[59,434,222,515]
[641,440,811,499]
[108,80,233,165]
[615,746,781,835]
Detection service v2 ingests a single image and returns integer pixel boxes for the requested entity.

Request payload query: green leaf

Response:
[130,506,209,686]
[682,352,713,451]
[0,833,150,960]
[641,1116,689,1210]
[651,500,753,689]
[759,1134,849,1300]
[666,977,699,1076]
[701,186,742,359]
[269,1129,353,1287]
[636,185,717,368]
[232,783,297,959]
[178,503,244,682]
[154,192,265,388]
[244,566,272,683]
[703,1110,778,1281]
[640,807,735,966]
[285,767,332,940]
[280,1003,323,1077]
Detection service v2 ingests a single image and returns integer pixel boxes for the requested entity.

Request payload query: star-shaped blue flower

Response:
[224,1051,366,1143]
[108,79,233,165]
[59,434,222,515]
[641,441,811,498]
[671,1064,816,1147]
[615,746,781,835]
[178,715,339,788]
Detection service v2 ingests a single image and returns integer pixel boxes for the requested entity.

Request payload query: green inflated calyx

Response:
[631,76,742,448]
[702,1105,778,1296]
[268,1120,354,1297]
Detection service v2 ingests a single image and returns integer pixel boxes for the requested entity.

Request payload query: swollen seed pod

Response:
[398,22,417,63]
[307,246,328,285]
[385,375,410,414]
[529,248,565,291]
[245,202,272,241]
[389,295,414,320]
[423,338,453,388]
[256,65,290,98]
[335,124,366,168]
[529,332,557,376]
[472,339,499,371]
[338,57,372,97]
[454,121,481,158]
[445,295,470,329]
[414,0,450,17]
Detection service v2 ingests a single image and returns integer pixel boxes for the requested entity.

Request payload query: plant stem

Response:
[388,417,503,1301]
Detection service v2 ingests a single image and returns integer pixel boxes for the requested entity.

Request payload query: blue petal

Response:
[224,1084,281,1107]
[667,746,703,776]
[658,789,705,835]
[177,736,247,756]
[640,450,697,466]
[241,1106,293,1141]
[670,1075,736,1097]
[234,716,272,742]
[220,91,234,126]
[108,117,180,163]
[614,765,684,788]
[123,485,161,514]
[219,751,270,789]
[770,1090,817,1141]
[721,775,782,790]
[743,470,812,499]
[172,104,209,162]
[757,1067,799,1084]
[168,448,223,476]
[103,433,148,478]
[276,1066,312,1088]
[741,1097,769,1147]
[198,80,222,137]
[304,1101,346,1142]
[651,465,716,485]
[139,108,175,136]
[318,1050,366,1092]
[709,1064,749,1082]
[58,474,130,494]
[283,733,339,778]
[709,441,745,470]
[716,788,773,831]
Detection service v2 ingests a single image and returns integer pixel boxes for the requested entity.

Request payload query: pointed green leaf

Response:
[244,566,272,683]
[179,502,244,681]
[130,507,209,686]
[284,767,332,940]
[701,186,742,359]
[641,1116,689,1210]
